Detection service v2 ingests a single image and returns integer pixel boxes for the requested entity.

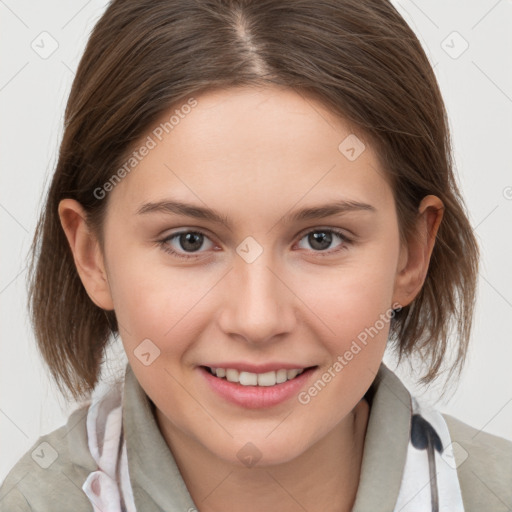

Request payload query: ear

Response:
[392,195,444,307]
[58,198,114,310]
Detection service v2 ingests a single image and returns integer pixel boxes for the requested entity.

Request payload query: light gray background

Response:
[1,0,511,483]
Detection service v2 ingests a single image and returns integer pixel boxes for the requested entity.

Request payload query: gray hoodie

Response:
[1,363,511,511]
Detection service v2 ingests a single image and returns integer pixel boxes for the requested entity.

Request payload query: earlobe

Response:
[392,195,444,307]
[58,198,114,311]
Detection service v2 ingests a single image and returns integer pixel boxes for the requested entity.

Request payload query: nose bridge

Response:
[220,247,295,343]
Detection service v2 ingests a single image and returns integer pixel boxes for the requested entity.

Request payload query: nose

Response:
[218,252,297,345]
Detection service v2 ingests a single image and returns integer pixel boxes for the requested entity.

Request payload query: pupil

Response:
[310,231,331,250]
[181,232,203,252]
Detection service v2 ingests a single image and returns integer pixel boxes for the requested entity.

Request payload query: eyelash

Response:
[157,227,352,260]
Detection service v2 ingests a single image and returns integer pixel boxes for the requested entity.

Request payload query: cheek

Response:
[306,247,398,343]
[105,242,217,352]
[297,260,397,420]
[298,256,399,407]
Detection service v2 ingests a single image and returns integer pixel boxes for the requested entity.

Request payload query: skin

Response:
[59,85,443,512]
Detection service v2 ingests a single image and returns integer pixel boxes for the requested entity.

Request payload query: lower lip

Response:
[199,366,317,409]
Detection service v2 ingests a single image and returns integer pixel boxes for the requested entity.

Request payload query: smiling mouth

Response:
[201,365,317,387]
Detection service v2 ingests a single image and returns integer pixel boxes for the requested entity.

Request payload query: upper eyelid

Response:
[162,225,350,237]
[296,225,351,239]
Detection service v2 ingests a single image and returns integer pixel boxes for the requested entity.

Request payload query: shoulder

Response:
[0,404,97,512]
[442,412,512,511]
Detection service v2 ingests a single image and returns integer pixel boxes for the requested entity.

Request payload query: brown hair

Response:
[28,0,479,402]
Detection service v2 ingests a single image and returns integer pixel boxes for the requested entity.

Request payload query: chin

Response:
[211,434,311,468]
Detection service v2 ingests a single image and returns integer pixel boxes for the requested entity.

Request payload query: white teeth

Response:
[239,371,258,386]
[257,371,276,387]
[208,367,305,386]
[287,369,300,380]
[226,368,239,382]
[276,369,288,384]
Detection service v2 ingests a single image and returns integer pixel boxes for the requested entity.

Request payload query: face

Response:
[91,86,408,465]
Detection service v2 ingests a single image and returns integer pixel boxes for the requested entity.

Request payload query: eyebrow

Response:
[136,198,376,228]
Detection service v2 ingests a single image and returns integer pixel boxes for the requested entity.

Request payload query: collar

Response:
[352,364,412,511]
[122,361,412,511]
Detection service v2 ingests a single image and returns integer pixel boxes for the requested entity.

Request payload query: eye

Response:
[157,227,352,260]
[158,230,215,260]
[295,228,351,256]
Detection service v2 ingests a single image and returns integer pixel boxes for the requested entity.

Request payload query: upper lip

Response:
[201,362,315,373]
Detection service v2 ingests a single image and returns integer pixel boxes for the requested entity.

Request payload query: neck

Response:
[155,397,370,512]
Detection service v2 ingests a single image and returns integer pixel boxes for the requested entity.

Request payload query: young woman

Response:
[1,1,510,511]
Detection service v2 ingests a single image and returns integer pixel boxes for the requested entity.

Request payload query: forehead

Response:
[109,86,394,219]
